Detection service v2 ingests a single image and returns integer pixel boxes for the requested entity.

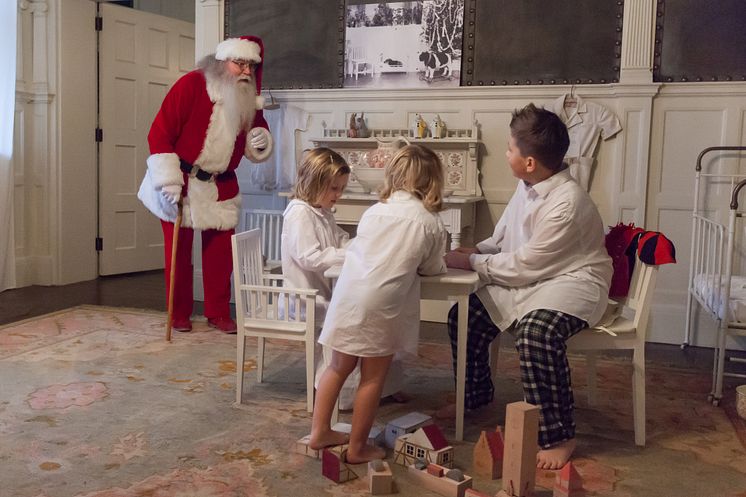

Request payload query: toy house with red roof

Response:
[393,423,453,468]
[472,427,504,479]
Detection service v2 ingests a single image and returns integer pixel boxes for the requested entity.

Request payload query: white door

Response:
[98,3,194,275]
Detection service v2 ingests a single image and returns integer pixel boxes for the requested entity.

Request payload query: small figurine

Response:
[348,113,358,138]
[430,114,447,139]
[415,113,429,138]
[356,112,371,138]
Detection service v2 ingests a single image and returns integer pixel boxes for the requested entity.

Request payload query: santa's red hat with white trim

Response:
[215,36,265,104]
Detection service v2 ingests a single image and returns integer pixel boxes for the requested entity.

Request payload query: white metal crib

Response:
[684,146,746,406]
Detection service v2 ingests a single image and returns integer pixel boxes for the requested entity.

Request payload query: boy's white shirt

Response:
[320,191,447,358]
[470,168,612,331]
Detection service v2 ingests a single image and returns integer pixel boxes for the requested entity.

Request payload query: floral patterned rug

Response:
[1,305,746,497]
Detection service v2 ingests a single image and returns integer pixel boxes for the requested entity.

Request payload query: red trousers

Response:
[161,221,234,321]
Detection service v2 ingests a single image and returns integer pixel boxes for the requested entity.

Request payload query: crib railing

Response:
[684,146,746,348]
[687,213,726,321]
[686,146,746,406]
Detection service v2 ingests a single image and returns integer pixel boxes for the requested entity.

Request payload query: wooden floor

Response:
[0,271,169,326]
[0,270,726,373]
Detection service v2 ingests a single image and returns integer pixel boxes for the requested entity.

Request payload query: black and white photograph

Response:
[344,0,464,88]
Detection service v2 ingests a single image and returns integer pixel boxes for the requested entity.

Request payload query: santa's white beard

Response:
[220,74,256,132]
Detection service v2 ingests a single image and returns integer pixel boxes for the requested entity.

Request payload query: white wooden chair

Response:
[232,228,317,412]
[242,209,284,271]
[490,254,658,446]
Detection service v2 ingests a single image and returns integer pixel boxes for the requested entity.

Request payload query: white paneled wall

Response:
[255,86,655,244]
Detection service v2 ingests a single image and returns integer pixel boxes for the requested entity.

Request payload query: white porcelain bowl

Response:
[737,384,746,420]
[352,167,385,193]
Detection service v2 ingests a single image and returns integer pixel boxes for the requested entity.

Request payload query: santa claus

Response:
[137,35,273,333]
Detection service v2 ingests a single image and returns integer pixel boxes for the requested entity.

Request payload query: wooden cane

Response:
[166,199,183,342]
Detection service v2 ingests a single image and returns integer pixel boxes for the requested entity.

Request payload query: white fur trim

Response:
[146,153,183,189]
[245,127,274,163]
[138,170,241,229]
[256,95,265,110]
[195,103,236,174]
[138,170,179,222]
[183,180,241,230]
[195,102,256,174]
[215,38,261,63]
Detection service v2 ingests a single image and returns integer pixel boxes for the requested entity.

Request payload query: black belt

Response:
[180,160,231,182]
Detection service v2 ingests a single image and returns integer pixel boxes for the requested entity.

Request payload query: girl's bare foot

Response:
[346,444,386,464]
[309,429,349,450]
[536,438,576,469]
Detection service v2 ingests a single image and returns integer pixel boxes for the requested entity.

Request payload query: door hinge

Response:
[95,128,103,142]
[95,237,103,252]
[95,16,103,31]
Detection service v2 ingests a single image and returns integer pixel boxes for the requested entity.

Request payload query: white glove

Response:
[249,127,269,150]
[161,184,182,204]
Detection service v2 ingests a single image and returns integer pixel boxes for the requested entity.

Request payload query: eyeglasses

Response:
[230,60,255,72]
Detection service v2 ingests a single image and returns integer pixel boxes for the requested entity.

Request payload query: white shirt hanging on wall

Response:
[548,94,622,191]
[247,104,310,191]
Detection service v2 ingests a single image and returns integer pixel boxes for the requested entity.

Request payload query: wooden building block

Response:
[368,459,394,495]
[464,489,493,497]
[428,463,445,477]
[501,401,539,497]
[332,421,386,447]
[407,464,473,497]
[295,434,320,459]
[385,412,433,448]
[322,447,358,483]
[553,461,582,497]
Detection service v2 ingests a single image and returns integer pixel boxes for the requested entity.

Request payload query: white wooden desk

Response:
[324,266,480,441]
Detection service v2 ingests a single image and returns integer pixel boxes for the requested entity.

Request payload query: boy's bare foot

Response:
[434,403,457,419]
[536,438,576,469]
[309,429,349,450]
[346,444,386,464]
[387,390,413,403]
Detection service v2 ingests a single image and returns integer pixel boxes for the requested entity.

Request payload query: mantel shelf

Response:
[310,136,481,144]
[312,122,483,198]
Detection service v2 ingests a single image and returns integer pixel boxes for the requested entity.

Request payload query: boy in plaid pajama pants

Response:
[443,104,612,470]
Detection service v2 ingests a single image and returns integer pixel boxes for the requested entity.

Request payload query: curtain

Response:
[0,1,18,292]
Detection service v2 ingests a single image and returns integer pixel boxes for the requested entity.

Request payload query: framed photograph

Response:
[344,0,464,88]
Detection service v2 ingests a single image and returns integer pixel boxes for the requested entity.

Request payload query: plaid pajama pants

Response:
[447,294,586,448]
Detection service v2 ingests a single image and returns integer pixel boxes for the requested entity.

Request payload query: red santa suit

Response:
[137,36,273,327]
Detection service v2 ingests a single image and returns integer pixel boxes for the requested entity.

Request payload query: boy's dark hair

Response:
[510,103,569,172]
